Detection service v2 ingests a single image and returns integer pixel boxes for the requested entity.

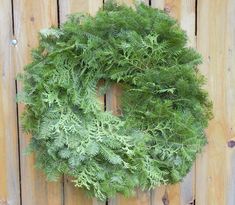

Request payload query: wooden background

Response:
[0,0,234,204]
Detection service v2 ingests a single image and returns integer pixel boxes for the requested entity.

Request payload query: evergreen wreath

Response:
[18,1,212,201]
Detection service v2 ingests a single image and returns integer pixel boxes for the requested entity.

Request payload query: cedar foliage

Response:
[18,1,212,201]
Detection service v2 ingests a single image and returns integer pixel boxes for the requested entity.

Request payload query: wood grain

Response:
[164,0,181,19]
[178,1,196,204]
[59,0,103,23]
[196,0,235,204]
[150,186,166,205]
[180,165,195,205]
[108,189,151,205]
[151,0,165,9]
[226,1,235,204]
[180,0,196,47]
[13,0,63,204]
[63,177,92,205]
[0,0,21,204]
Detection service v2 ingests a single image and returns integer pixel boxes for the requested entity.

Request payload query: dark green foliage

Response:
[18,1,212,201]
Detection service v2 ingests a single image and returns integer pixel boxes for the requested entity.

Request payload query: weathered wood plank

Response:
[59,0,103,23]
[151,0,165,9]
[178,1,196,205]
[108,190,151,205]
[13,0,63,204]
[150,3,168,205]
[195,1,210,203]
[151,1,196,204]
[196,0,235,204]
[150,1,173,205]
[63,177,92,205]
[180,0,196,47]
[227,146,235,205]
[226,1,235,204]
[180,165,195,205]
[156,3,181,203]
[0,1,21,204]
[105,0,151,202]
[106,83,151,205]
[164,0,181,19]
[58,0,104,205]
[0,0,21,204]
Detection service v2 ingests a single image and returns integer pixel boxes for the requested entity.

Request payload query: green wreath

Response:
[19,1,212,201]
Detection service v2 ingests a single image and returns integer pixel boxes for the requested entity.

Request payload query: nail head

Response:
[11,39,18,46]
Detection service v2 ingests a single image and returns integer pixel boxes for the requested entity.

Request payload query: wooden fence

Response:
[0,0,234,204]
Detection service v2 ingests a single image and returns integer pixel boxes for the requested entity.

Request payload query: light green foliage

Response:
[18,1,212,201]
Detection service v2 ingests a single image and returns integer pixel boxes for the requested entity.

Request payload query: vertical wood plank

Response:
[108,189,151,205]
[178,1,196,205]
[150,186,167,205]
[149,3,167,204]
[58,1,104,205]
[13,1,63,205]
[227,148,235,205]
[179,0,196,47]
[167,0,196,204]
[163,0,181,200]
[63,178,92,205]
[151,1,177,205]
[106,0,151,204]
[180,165,195,205]
[106,85,151,205]
[151,0,165,10]
[164,0,181,19]
[151,1,196,205]
[196,0,235,204]
[59,0,103,24]
[226,1,235,204]
[0,0,21,204]
[195,1,210,203]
